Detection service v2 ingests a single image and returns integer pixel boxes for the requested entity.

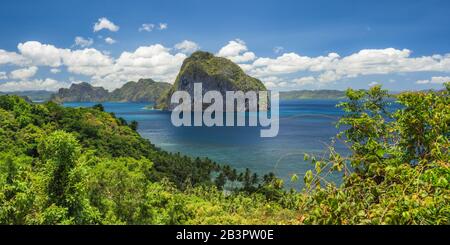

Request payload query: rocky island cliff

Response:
[155,51,267,111]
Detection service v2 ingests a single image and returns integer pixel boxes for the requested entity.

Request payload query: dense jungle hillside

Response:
[0,83,448,224]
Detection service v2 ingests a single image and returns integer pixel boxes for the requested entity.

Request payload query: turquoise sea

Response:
[64,100,348,188]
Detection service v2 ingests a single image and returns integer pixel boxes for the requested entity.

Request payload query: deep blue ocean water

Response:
[64,100,348,188]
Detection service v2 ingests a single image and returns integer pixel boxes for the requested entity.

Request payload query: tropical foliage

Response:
[0,83,448,224]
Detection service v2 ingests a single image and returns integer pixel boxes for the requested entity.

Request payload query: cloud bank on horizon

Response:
[0,15,449,92]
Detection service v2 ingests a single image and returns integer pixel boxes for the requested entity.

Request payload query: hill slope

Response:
[109,79,171,102]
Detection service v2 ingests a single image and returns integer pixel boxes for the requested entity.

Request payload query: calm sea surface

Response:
[64,100,348,188]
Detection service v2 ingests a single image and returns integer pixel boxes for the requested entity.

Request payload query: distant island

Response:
[51,78,171,103]
[279,90,346,100]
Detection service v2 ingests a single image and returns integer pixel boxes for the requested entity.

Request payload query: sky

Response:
[0,0,450,91]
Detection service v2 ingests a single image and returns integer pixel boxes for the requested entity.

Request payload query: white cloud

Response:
[174,40,199,53]
[50,68,61,74]
[317,70,342,83]
[0,72,7,80]
[10,66,38,80]
[62,48,114,77]
[261,76,282,83]
[416,76,450,84]
[2,38,450,92]
[416,79,429,84]
[1,41,187,91]
[264,81,278,89]
[0,78,68,91]
[368,81,379,87]
[139,23,155,32]
[105,37,116,44]
[139,23,167,31]
[74,36,93,48]
[293,76,316,86]
[18,41,66,67]
[15,41,115,78]
[248,52,340,77]
[93,17,119,32]
[159,23,168,30]
[217,39,256,63]
[0,49,28,66]
[243,47,450,86]
[99,44,186,89]
[273,46,284,54]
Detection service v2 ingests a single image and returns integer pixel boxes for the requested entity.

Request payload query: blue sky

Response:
[0,0,449,91]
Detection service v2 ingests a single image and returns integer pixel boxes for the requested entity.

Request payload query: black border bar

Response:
[0,225,449,243]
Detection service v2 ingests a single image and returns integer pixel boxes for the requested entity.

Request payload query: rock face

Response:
[52,82,109,102]
[52,79,171,103]
[109,79,171,102]
[155,51,266,110]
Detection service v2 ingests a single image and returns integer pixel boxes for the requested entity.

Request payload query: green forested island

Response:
[0,83,448,224]
[51,79,171,103]
[155,51,267,110]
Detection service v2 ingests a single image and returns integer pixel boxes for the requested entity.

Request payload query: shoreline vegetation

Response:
[0,83,448,224]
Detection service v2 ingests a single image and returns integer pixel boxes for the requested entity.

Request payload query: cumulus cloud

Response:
[248,52,340,77]
[217,39,256,63]
[0,49,29,66]
[10,66,38,80]
[243,47,450,87]
[105,37,116,44]
[0,78,68,91]
[273,46,284,54]
[62,48,114,77]
[0,71,7,80]
[18,41,66,67]
[74,36,93,48]
[13,41,115,79]
[159,23,168,30]
[139,23,155,32]
[264,81,278,89]
[174,40,199,53]
[95,44,186,89]
[0,40,188,90]
[2,38,450,91]
[416,79,429,84]
[50,68,60,74]
[293,76,316,86]
[93,17,119,32]
[416,76,450,84]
